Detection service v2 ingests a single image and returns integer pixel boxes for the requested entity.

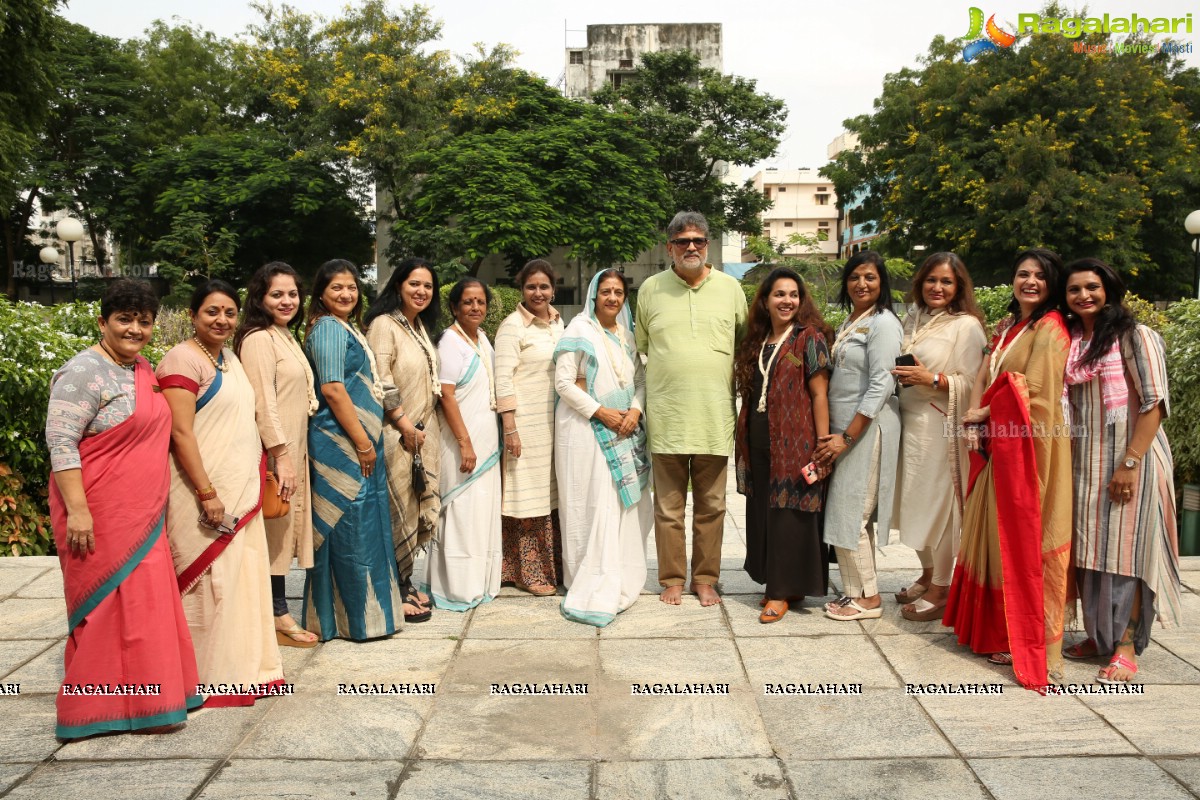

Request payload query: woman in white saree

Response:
[553,269,653,626]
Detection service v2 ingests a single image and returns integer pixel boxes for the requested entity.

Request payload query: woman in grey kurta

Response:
[815,251,902,621]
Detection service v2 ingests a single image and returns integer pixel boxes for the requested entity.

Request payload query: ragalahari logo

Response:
[960,7,1018,61]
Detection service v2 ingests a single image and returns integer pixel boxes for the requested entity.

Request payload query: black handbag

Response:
[410,421,427,494]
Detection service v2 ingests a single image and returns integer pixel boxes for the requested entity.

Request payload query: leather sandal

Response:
[1064,638,1100,660]
[900,598,946,622]
[759,601,788,624]
[1097,653,1139,684]
[516,582,558,597]
[894,582,929,604]
[759,596,802,607]
[987,652,1013,665]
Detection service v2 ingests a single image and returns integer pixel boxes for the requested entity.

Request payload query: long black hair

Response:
[836,250,893,313]
[1006,247,1063,325]
[437,277,493,343]
[234,261,305,354]
[364,257,441,334]
[306,259,363,331]
[1062,257,1136,369]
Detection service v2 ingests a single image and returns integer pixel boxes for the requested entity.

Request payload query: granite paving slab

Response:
[597,758,788,800]
[758,689,952,760]
[0,639,58,680]
[593,685,773,761]
[598,637,747,685]
[1078,686,1200,756]
[442,639,596,694]
[234,692,425,760]
[1156,757,1200,795]
[0,557,56,569]
[3,639,65,693]
[396,760,591,800]
[416,694,597,760]
[56,702,271,761]
[1057,635,1200,684]
[782,758,989,800]
[468,595,597,639]
[737,634,899,689]
[1,759,217,800]
[11,569,64,598]
[197,759,404,800]
[398,604,473,639]
[0,567,52,599]
[0,763,38,794]
[597,594,728,638]
[872,632,1022,686]
[968,756,1195,800]
[916,691,1136,758]
[723,595,862,637]
[286,637,456,692]
[0,598,65,640]
[0,695,61,762]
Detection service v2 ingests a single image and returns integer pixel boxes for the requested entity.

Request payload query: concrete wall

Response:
[751,169,840,258]
[565,23,722,98]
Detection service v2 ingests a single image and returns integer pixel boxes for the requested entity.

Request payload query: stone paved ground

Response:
[2,471,1199,799]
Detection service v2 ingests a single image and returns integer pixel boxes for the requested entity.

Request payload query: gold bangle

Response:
[194,483,214,497]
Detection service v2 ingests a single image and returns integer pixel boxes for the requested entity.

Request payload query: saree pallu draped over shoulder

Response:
[159,347,285,707]
[944,312,1072,691]
[51,358,202,738]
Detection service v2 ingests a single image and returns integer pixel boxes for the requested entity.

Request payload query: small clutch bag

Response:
[263,471,291,519]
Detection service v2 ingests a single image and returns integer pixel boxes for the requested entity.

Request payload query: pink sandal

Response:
[1097,653,1138,684]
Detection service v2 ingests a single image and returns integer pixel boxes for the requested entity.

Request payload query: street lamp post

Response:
[55,217,84,302]
[1186,210,1200,300]
[39,246,60,304]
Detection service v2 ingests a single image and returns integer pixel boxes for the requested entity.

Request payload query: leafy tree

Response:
[35,20,145,270]
[392,73,670,274]
[821,4,1200,296]
[1,0,61,297]
[153,211,238,305]
[593,50,788,236]
[136,130,372,285]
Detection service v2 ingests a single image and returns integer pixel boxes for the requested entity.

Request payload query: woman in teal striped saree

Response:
[303,260,404,640]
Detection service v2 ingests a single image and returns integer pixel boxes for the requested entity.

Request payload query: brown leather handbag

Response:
[263,471,290,519]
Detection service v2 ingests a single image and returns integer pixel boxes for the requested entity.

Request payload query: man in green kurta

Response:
[635,211,748,606]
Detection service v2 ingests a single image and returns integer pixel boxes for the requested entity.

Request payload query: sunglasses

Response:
[668,237,709,249]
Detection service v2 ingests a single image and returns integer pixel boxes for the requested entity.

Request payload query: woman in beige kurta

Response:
[891,253,987,622]
[158,280,284,707]
[365,258,443,623]
[496,260,565,595]
[235,262,318,647]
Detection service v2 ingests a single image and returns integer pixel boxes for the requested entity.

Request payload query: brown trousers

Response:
[652,453,727,586]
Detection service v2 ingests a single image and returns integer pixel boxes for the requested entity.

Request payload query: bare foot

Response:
[691,583,722,606]
[660,585,684,605]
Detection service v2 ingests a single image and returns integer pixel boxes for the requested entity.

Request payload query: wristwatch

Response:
[842,432,855,447]
[1123,456,1140,469]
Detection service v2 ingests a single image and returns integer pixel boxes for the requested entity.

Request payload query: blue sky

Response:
[62,0,1200,169]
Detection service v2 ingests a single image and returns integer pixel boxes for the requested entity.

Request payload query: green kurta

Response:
[634,267,747,455]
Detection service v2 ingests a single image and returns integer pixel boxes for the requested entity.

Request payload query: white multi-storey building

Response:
[750,169,839,260]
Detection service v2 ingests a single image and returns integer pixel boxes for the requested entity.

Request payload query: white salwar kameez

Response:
[553,276,652,626]
[424,331,501,611]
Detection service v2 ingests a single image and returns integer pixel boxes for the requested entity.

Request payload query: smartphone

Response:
[198,513,239,534]
[895,354,916,367]
[800,461,819,484]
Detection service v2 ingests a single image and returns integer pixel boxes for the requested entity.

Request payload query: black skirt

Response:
[743,401,828,599]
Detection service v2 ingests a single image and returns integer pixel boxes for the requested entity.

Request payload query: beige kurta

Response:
[366,313,442,581]
[894,309,987,553]
[239,327,316,572]
[494,304,563,518]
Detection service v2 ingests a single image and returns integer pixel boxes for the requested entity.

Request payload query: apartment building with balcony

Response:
[750,168,839,260]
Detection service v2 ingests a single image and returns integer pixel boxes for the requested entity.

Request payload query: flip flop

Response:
[824,598,882,620]
[1097,653,1139,684]
[900,597,946,622]
[1064,638,1100,660]
[894,582,929,604]
[987,652,1013,665]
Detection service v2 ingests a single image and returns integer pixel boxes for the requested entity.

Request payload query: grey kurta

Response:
[823,309,903,551]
